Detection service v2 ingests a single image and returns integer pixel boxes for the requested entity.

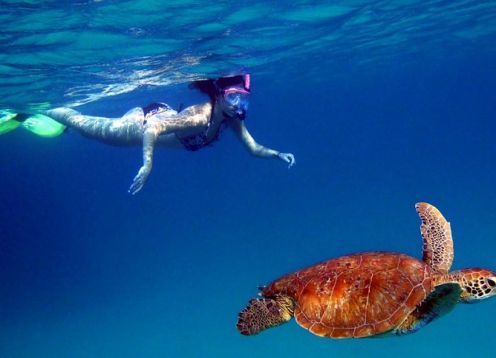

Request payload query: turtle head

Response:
[457,269,496,303]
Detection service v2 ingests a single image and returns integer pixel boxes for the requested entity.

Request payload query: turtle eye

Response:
[487,278,496,287]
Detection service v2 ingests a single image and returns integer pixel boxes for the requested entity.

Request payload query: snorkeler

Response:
[39,74,295,194]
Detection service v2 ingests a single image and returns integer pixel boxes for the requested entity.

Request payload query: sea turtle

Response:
[237,203,496,338]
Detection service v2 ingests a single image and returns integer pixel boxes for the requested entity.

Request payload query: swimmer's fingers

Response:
[287,153,295,168]
[128,166,149,195]
[278,152,295,168]
[128,177,144,195]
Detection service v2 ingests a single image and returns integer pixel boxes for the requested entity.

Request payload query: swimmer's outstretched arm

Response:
[230,120,295,168]
[128,103,212,194]
[128,128,158,194]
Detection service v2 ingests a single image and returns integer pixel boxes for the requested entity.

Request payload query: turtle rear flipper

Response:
[237,296,294,335]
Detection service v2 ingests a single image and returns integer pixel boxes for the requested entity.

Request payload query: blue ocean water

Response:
[1,1,496,357]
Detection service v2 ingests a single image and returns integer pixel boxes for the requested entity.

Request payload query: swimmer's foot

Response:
[12,113,30,122]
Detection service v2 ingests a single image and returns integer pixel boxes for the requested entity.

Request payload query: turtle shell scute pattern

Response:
[262,252,432,338]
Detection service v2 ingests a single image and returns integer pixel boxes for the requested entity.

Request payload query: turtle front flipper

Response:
[394,283,461,335]
[237,296,294,335]
[416,203,454,273]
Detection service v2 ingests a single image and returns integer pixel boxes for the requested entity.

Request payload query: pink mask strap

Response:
[223,87,250,95]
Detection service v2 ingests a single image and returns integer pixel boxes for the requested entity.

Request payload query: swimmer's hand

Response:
[278,152,295,168]
[128,166,150,195]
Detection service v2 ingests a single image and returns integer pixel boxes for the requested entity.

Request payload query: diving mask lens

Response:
[224,92,249,112]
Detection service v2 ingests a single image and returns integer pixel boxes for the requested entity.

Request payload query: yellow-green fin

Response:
[0,109,21,134]
[21,114,66,138]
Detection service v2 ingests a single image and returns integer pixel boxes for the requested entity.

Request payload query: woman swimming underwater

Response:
[45,74,295,194]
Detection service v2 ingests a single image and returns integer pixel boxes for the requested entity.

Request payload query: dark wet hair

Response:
[190,79,217,104]
[190,75,247,104]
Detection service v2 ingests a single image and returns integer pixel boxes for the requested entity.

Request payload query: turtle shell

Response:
[262,252,432,338]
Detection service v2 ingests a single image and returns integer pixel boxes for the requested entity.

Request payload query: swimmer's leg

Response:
[46,108,124,141]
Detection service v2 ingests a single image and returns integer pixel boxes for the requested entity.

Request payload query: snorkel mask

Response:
[217,74,251,120]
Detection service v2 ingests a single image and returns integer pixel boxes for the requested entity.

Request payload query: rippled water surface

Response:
[1,0,495,111]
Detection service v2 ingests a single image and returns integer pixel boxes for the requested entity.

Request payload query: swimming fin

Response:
[0,109,21,134]
[21,114,66,138]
